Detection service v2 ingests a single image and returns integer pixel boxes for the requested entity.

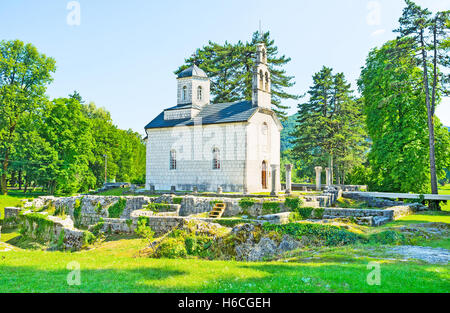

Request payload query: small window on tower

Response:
[182,86,187,101]
[197,86,202,100]
[265,72,269,91]
[212,147,220,170]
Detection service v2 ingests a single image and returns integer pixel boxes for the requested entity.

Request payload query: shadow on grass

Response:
[6,190,49,198]
[0,258,448,293]
[0,265,187,293]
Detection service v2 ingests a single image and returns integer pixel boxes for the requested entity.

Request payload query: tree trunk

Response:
[419,30,438,198]
[18,170,22,190]
[330,154,334,185]
[1,153,9,195]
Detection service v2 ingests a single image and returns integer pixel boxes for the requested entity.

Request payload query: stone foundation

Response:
[322,202,429,226]
[18,211,88,250]
[342,192,404,208]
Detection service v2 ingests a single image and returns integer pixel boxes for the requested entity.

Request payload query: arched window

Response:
[182,86,187,101]
[261,122,269,152]
[265,72,269,91]
[261,122,268,136]
[170,149,177,170]
[262,49,266,63]
[197,86,202,100]
[212,147,220,170]
[259,70,263,89]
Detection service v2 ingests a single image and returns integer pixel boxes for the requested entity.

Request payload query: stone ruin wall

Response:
[2,189,431,251]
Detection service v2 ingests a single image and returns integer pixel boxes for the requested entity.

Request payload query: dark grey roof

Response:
[177,64,208,78]
[164,104,202,111]
[145,100,257,129]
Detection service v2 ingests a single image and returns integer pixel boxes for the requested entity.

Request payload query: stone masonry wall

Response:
[145,123,248,192]
[342,192,404,208]
[18,211,86,250]
[28,195,154,227]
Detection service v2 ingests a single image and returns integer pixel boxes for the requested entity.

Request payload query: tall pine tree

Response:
[394,0,450,195]
[291,66,367,184]
[175,31,298,119]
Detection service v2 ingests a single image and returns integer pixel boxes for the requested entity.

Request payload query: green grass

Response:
[95,188,130,196]
[0,190,51,220]
[0,195,23,220]
[0,237,448,293]
[439,184,450,212]
[1,188,449,293]
[383,210,450,227]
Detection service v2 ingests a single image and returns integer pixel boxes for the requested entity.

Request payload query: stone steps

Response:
[209,203,226,218]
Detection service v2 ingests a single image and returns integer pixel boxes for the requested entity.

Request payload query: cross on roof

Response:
[191,52,199,66]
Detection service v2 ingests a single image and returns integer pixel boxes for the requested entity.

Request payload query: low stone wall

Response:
[4,207,21,219]
[2,207,22,227]
[94,218,134,234]
[131,212,186,235]
[322,202,429,226]
[323,208,392,226]
[27,195,155,227]
[386,203,428,219]
[180,196,323,218]
[259,212,291,224]
[342,192,404,208]
[18,211,87,250]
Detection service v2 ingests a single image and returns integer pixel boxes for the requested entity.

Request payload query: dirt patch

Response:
[0,242,16,252]
[388,245,450,264]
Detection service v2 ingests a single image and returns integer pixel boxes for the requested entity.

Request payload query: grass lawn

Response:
[384,210,450,226]
[439,184,450,212]
[0,236,448,293]
[0,196,23,221]
[1,188,449,293]
[0,190,48,220]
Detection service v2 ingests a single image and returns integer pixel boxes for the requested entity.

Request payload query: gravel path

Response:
[388,245,450,264]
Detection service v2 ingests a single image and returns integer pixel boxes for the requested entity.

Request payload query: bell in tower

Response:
[252,43,271,109]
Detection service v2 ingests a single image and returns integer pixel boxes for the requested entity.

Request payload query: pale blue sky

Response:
[1,0,448,134]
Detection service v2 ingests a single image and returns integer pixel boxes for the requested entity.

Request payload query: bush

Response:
[366,230,406,245]
[289,207,317,221]
[157,238,187,258]
[54,205,67,218]
[262,201,281,214]
[90,218,105,236]
[215,219,255,228]
[135,216,154,240]
[95,202,103,214]
[173,197,183,205]
[73,198,82,226]
[285,197,303,210]
[108,198,127,218]
[57,229,65,250]
[144,203,173,212]
[312,207,324,219]
[185,236,197,254]
[238,198,256,211]
[82,231,96,245]
[263,222,361,246]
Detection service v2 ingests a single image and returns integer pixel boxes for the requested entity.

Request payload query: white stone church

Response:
[144,43,282,193]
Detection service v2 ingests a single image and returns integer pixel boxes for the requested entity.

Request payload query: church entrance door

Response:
[262,161,267,189]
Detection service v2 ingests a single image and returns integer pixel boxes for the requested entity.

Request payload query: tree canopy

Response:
[175,31,298,119]
[290,66,367,184]
[0,40,145,195]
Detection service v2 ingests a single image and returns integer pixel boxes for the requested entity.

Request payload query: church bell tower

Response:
[252,43,271,109]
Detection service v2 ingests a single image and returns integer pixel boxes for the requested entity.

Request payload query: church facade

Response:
[144,43,282,193]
